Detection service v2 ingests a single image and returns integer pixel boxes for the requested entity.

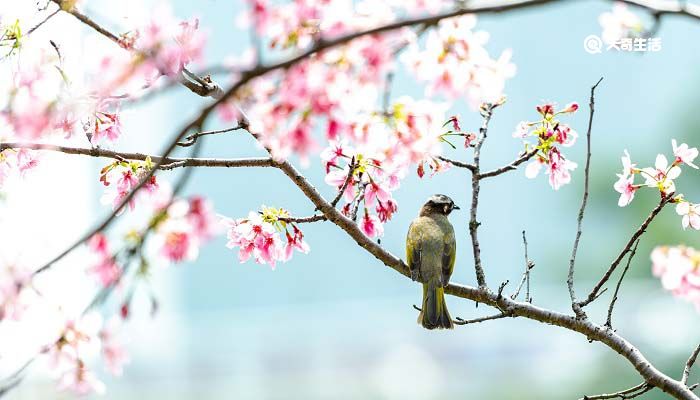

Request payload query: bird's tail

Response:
[418,283,453,330]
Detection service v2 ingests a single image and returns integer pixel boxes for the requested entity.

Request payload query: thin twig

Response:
[470,103,498,288]
[568,77,603,318]
[579,195,672,307]
[581,382,653,399]
[279,214,327,223]
[512,230,534,301]
[176,124,246,147]
[454,312,510,325]
[26,8,61,36]
[438,156,476,171]
[605,239,640,329]
[478,149,538,179]
[330,158,356,207]
[683,345,700,385]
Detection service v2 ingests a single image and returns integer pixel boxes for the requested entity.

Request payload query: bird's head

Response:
[420,194,460,216]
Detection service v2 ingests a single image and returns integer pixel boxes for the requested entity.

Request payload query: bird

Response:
[406,194,459,330]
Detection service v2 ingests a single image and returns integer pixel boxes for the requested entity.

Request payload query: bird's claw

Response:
[410,269,421,282]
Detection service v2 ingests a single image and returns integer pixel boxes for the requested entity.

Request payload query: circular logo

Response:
[583,35,603,54]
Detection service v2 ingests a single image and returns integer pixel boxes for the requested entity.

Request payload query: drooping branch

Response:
[569,77,603,318]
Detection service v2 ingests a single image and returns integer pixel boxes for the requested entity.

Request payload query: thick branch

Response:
[569,77,603,317]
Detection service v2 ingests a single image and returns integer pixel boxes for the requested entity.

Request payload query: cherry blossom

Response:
[676,201,700,230]
[224,206,310,268]
[598,3,645,45]
[0,263,31,321]
[57,360,106,396]
[672,139,699,169]
[87,234,122,287]
[515,102,579,190]
[361,211,384,238]
[641,154,681,195]
[614,174,637,207]
[651,245,700,310]
[99,159,159,213]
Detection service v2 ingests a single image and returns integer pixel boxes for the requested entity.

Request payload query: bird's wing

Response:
[406,221,422,281]
[441,228,456,286]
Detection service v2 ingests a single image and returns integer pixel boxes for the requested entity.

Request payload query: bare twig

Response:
[454,312,510,325]
[330,158,356,207]
[437,156,477,171]
[26,7,61,36]
[579,195,672,307]
[176,124,246,147]
[470,103,498,288]
[683,345,700,385]
[478,149,538,179]
[512,230,534,302]
[568,77,603,318]
[605,239,640,329]
[279,214,327,223]
[582,382,653,399]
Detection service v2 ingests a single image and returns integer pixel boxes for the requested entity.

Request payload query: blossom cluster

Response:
[402,15,516,107]
[513,102,579,190]
[651,245,700,310]
[99,158,159,213]
[613,140,700,230]
[223,206,310,269]
[44,314,129,396]
[598,2,645,45]
[0,148,39,188]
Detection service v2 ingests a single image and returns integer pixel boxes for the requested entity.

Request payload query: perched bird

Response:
[406,194,459,330]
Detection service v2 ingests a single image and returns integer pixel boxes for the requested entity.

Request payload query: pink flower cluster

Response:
[402,15,516,107]
[87,234,122,288]
[0,263,31,321]
[614,140,700,230]
[152,196,218,263]
[652,245,700,310]
[224,206,310,269]
[99,159,159,213]
[514,102,579,190]
[45,314,129,396]
[0,148,39,188]
[598,3,645,45]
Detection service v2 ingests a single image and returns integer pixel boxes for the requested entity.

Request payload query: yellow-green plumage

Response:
[406,196,457,330]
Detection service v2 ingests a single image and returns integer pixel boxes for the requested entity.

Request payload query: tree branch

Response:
[437,156,476,171]
[581,382,652,399]
[683,344,700,385]
[605,239,639,329]
[579,195,672,308]
[511,230,534,302]
[569,77,603,318]
[0,142,274,170]
[469,103,498,288]
[478,149,538,179]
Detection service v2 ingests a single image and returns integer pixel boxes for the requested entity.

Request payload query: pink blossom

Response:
[87,234,121,287]
[620,149,636,177]
[651,246,700,311]
[365,181,392,206]
[15,149,39,176]
[99,319,130,376]
[672,139,699,169]
[614,174,637,207]
[57,361,106,396]
[641,154,681,195]
[560,102,579,113]
[546,149,577,190]
[186,196,218,240]
[376,199,398,222]
[161,230,198,262]
[554,125,577,147]
[513,121,530,138]
[361,211,384,238]
[0,264,31,321]
[676,202,700,230]
[283,225,310,261]
[536,103,554,118]
[599,3,644,45]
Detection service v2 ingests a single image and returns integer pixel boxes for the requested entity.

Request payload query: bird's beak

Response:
[453,204,461,210]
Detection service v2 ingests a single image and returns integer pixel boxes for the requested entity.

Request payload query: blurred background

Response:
[4,0,700,399]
